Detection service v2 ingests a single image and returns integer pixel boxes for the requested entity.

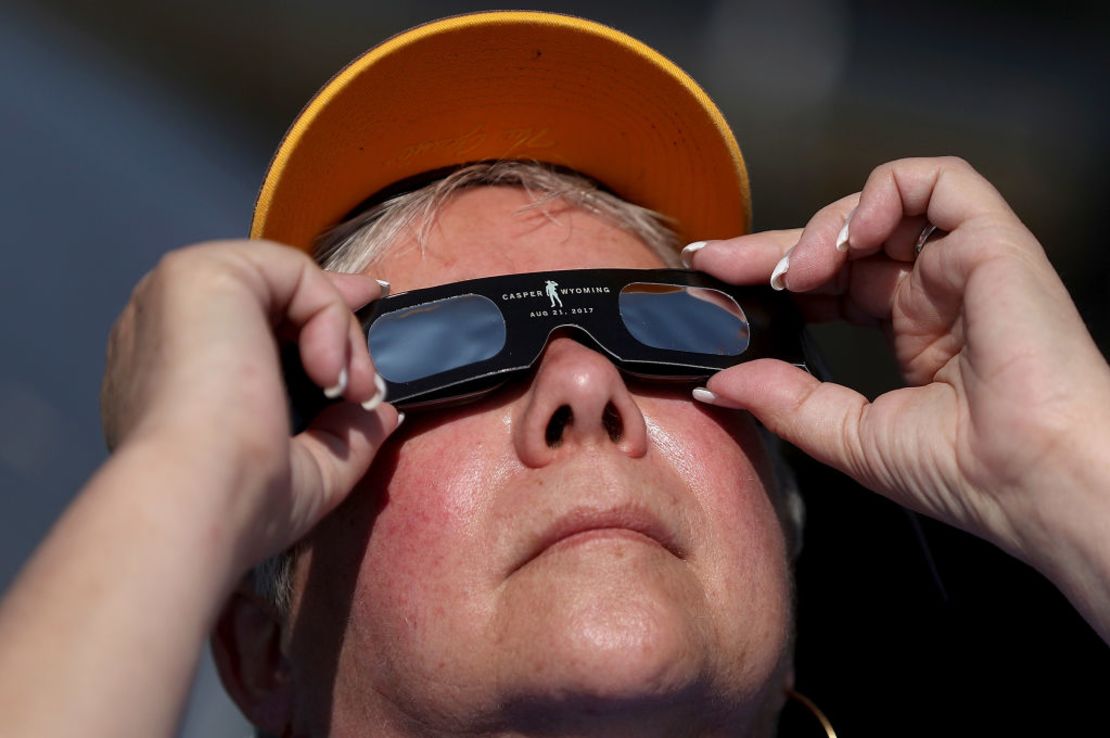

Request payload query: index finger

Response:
[326,271,390,310]
[683,228,799,285]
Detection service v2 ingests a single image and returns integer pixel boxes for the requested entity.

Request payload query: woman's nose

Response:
[512,337,649,467]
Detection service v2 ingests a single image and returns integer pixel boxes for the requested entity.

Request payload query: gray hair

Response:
[252,161,803,615]
[315,160,682,273]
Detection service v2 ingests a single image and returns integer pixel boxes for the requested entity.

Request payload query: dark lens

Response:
[619,283,749,355]
[368,294,506,382]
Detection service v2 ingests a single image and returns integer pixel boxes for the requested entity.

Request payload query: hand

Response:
[101,240,399,570]
[687,157,1110,574]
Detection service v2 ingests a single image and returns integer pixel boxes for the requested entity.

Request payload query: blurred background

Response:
[0,0,1106,736]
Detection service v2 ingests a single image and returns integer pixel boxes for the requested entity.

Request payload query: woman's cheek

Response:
[357,413,518,624]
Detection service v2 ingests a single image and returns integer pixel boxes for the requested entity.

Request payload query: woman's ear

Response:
[210,589,294,735]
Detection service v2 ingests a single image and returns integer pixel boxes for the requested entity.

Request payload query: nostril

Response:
[545,405,574,448]
[602,402,623,442]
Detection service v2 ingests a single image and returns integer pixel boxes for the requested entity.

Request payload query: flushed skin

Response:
[272,188,794,737]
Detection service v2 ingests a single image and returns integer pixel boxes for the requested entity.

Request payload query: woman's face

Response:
[287,187,794,737]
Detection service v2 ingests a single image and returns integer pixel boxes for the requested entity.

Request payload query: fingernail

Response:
[323,367,348,399]
[692,387,719,404]
[914,224,937,255]
[361,373,387,411]
[395,411,406,428]
[835,207,855,253]
[770,250,791,291]
[681,241,709,269]
[375,279,391,297]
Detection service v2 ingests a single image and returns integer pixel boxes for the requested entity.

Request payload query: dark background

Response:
[0,1,1106,736]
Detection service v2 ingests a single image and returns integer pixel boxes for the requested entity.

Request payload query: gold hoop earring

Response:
[785,688,838,738]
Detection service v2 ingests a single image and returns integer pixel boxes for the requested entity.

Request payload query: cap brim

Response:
[251,11,751,252]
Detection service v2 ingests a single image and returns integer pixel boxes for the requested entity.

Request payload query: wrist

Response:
[101,433,261,593]
[1010,421,1110,641]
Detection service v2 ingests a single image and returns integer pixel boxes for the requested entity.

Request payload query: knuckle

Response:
[874,155,974,182]
[106,298,134,341]
[937,154,972,172]
[867,158,904,184]
[154,242,270,295]
[868,160,894,180]
[156,241,269,277]
[126,265,160,308]
[155,246,200,275]
[151,247,221,290]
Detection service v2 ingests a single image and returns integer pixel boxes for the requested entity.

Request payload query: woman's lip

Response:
[511,507,685,575]
[542,527,666,554]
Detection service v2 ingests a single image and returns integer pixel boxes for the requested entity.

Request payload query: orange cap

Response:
[251,11,751,253]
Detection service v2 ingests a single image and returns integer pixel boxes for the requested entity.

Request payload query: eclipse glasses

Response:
[284,268,814,427]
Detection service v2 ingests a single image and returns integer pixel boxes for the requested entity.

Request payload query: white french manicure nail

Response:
[835,208,855,252]
[395,412,406,428]
[376,279,391,297]
[361,373,387,411]
[323,367,348,399]
[692,387,719,404]
[681,241,709,269]
[914,224,937,256]
[770,252,791,291]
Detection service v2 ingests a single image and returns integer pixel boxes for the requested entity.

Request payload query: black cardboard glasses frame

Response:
[285,268,812,427]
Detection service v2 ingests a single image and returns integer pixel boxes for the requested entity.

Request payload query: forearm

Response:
[0,437,244,738]
[1016,421,1110,644]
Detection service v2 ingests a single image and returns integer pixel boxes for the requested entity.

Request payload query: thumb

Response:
[286,403,402,544]
[702,359,872,480]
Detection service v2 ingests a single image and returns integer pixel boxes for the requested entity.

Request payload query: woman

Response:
[0,11,1106,738]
